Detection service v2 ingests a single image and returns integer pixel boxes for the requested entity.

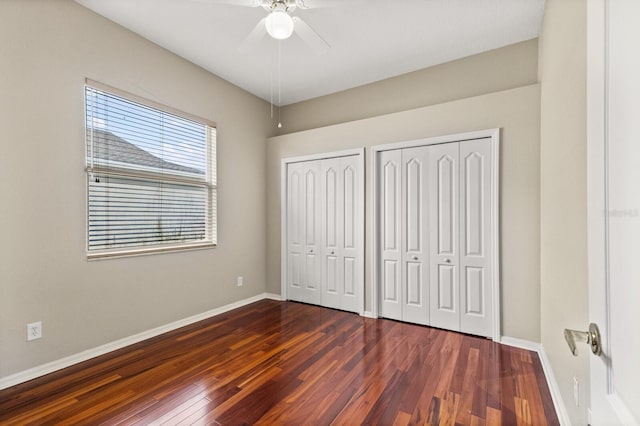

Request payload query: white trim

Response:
[539,346,573,426]
[499,336,541,352]
[370,145,380,318]
[280,148,364,165]
[280,159,287,300]
[280,148,366,315]
[361,311,376,319]
[264,292,283,301]
[490,128,501,341]
[371,129,501,340]
[500,337,571,426]
[0,293,273,391]
[372,129,500,152]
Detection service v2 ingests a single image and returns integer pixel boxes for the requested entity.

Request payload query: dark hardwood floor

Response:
[0,300,559,425]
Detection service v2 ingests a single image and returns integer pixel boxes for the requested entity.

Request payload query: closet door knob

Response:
[330,251,335,255]
[444,258,451,263]
[412,256,418,261]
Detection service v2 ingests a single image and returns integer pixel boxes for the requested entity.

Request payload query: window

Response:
[85,80,216,259]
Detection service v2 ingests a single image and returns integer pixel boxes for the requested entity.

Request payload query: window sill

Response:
[87,242,216,260]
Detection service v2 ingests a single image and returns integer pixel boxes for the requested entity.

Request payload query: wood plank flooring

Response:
[0,300,559,425]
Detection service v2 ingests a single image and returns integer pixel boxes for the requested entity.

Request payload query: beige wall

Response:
[538,0,589,423]
[0,0,271,378]
[277,39,539,135]
[267,84,541,341]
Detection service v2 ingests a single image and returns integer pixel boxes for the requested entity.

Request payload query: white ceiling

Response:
[75,0,545,106]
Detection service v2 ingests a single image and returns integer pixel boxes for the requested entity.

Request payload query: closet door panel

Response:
[321,158,341,309]
[429,143,460,331]
[438,264,456,311]
[459,138,493,337]
[465,267,485,315]
[436,155,455,256]
[287,163,306,302]
[340,156,360,312]
[303,164,321,305]
[401,146,430,325]
[344,257,356,295]
[379,150,402,320]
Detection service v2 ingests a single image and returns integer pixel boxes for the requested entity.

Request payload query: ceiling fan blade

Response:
[191,0,263,7]
[292,16,330,55]
[294,0,365,9]
[238,17,267,52]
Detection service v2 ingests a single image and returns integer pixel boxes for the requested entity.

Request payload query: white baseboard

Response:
[500,336,542,352]
[0,292,278,391]
[538,345,572,426]
[500,336,571,426]
[361,311,376,319]
[264,293,283,301]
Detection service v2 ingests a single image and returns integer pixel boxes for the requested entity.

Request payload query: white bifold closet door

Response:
[379,147,430,325]
[286,154,362,313]
[319,156,361,313]
[379,138,493,337]
[287,161,322,305]
[458,139,493,336]
[428,142,460,331]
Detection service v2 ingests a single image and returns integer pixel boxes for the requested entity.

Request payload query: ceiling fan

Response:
[196,0,362,54]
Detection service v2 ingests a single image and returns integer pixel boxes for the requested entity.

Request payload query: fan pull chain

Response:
[278,39,282,129]
[270,37,274,119]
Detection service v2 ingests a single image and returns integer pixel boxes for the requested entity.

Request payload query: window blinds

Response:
[85,84,216,257]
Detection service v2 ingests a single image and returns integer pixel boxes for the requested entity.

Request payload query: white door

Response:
[378,137,495,336]
[401,146,430,325]
[337,155,361,313]
[429,142,460,331]
[320,157,341,310]
[320,155,361,313]
[459,139,493,338]
[588,0,640,423]
[379,149,403,320]
[287,161,321,305]
[285,152,363,313]
[428,139,493,337]
[379,146,431,325]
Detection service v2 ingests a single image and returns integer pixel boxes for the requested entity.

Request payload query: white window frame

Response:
[84,79,217,259]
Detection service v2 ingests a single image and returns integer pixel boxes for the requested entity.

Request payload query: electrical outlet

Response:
[573,376,579,407]
[237,276,243,287]
[27,321,42,341]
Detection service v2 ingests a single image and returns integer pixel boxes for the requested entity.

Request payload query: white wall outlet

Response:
[573,376,579,407]
[237,276,243,287]
[27,321,42,341]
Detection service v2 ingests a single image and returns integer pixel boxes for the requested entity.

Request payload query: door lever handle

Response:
[564,323,602,356]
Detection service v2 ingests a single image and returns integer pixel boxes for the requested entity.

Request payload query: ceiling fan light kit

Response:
[265,9,294,40]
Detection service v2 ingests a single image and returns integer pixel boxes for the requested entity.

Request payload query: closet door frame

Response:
[371,129,501,341]
[281,148,365,314]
